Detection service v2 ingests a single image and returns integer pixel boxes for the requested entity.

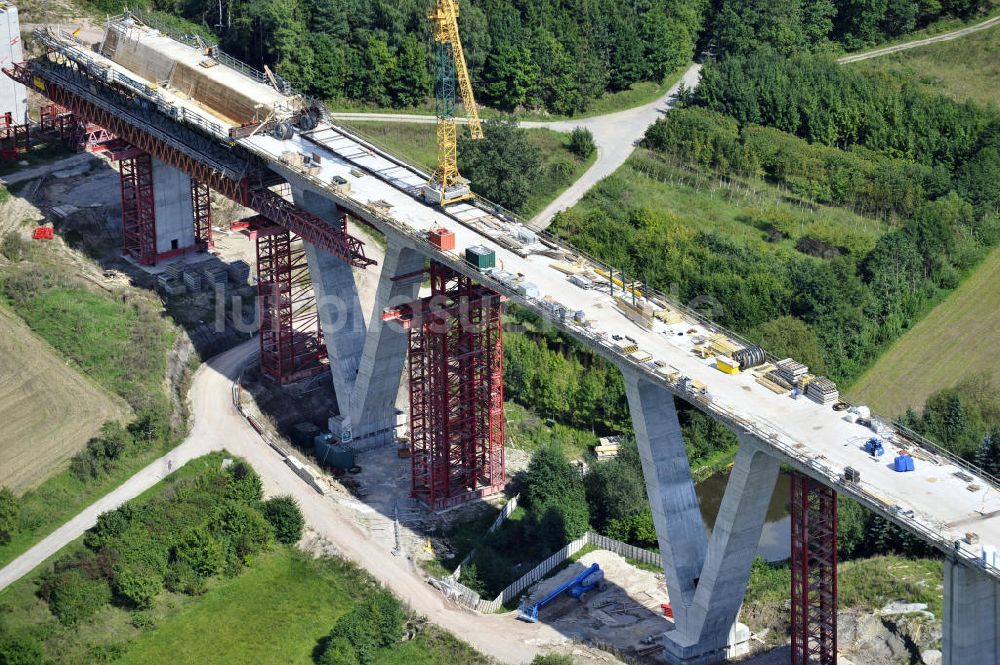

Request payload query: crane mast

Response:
[424,0,483,206]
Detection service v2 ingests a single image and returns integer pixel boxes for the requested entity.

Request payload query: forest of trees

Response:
[106,0,704,114]
[96,0,992,114]
[709,0,987,55]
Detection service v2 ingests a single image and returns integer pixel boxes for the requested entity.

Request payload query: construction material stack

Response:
[776,359,808,387]
[806,377,839,405]
[227,259,251,285]
[182,268,203,292]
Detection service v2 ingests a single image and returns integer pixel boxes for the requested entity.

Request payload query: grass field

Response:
[338,121,597,218]
[117,548,355,665]
[0,302,127,493]
[849,246,1000,417]
[567,150,887,256]
[854,20,1000,107]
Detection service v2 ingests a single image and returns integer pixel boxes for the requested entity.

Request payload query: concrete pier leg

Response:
[943,558,1000,665]
[294,187,367,415]
[624,371,777,664]
[150,158,195,256]
[671,437,779,663]
[346,240,424,447]
[623,372,708,614]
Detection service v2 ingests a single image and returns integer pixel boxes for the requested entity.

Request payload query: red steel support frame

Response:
[790,472,838,665]
[248,216,327,384]
[191,179,213,249]
[119,152,157,265]
[406,262,505,510]
[0,112,28,160]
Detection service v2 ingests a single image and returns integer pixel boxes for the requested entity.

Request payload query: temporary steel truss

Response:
[246,216,327,384]
[4,59,374,270]
[118,151,157,265]
[405,262,505,510]
[191,179,213,248]
[790,472,838,665]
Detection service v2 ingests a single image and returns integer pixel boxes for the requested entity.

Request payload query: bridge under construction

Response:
[7,14,1000,665]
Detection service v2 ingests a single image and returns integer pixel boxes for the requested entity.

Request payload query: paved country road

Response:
[0,340,572,664]
[836,14,1000,63]
[330,63,703,231]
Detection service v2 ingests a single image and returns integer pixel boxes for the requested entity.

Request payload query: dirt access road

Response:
[330,63,703,231]
[0,340,579,664]
[837,14,1000,63]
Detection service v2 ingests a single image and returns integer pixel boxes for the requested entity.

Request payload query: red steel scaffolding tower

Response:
[247,216,327,384]
[0,111,29,160]
[118,151,157,265]
[401,262,505,510]
[790,472,838,665]
[191,179,214,249]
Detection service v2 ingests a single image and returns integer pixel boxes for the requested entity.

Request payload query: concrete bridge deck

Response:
[38,20,1000,581]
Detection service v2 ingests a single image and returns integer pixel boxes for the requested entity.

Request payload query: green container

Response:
[291,422,320,448]
[465,245,495,271]
[313,433,355,470]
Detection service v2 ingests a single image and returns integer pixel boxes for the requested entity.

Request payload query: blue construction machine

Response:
[517,563,605,623]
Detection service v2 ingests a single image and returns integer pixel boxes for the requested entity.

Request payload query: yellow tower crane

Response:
[423,0,484,206]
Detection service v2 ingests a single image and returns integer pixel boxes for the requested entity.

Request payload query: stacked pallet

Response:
[228,260,251,284]
[708,333,741,358]
[183,269,203,292]
[776,358,808,385]
[156,269,185,296]
[203,266,228,289]
[805,376,839,405]
[163,264,183,281]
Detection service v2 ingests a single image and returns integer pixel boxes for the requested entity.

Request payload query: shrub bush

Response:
[211,501,274,565]
[262,496,305,545]
[568,127,595,160]
[0,632,46,665]
[321,590,406,665]
[225,462,264,504]
[0,486,19,545]
[532,655,575,665]
[165,559,209,596]
[0,232,30,262]
[38,565,112,625]
[111,561,163,609]
[84,503,137,551]
[317,636,359,665]
[173,526,224,577]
